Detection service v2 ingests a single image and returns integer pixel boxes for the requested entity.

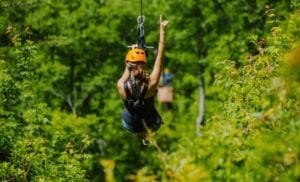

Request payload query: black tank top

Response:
[123,78,157,120]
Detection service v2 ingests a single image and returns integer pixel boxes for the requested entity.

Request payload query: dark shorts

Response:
[121,109,163,133]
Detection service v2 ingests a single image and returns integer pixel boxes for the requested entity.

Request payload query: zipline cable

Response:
[140,0,143,17]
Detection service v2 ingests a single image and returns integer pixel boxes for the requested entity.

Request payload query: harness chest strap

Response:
[124,79,148,100]
[124,81,132,99]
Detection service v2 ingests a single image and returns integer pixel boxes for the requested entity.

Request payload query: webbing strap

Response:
[140,81,148,99]
[124,81,132,99]
[123,79,148,100]
[129,78,140,99]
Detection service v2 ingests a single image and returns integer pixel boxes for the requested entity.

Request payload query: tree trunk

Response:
[196,65,205,136]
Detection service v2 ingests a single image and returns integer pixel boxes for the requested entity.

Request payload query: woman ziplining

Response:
[117,15,169,145]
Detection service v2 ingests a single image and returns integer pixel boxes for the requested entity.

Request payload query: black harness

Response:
[124,78,148,111]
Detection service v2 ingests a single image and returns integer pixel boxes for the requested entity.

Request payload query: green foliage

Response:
[158,7,300,182]
[0,38,87,180]
[1,0,299,181]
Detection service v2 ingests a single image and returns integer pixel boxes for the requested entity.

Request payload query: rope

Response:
[137,15,145,49]
[137,0,145,49]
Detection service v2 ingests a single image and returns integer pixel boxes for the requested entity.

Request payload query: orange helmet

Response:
[125,48,147,63]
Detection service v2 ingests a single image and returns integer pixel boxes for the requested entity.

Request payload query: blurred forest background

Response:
[0,0,299,181]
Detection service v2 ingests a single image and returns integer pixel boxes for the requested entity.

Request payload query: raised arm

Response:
[149,16,169,89]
